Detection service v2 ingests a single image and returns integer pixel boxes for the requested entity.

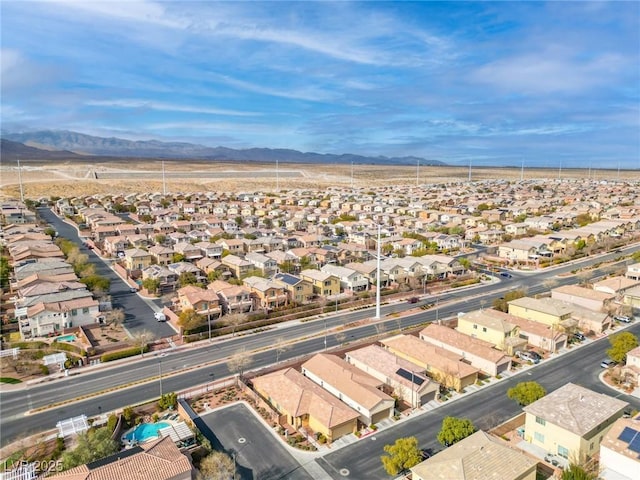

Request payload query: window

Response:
[534,432,545,443]
[590,442,594,450]
[535,416,546,426]
[482,327,487,332]
[82,308,89,314]
[557,445,569,458]
[473,324,478,330]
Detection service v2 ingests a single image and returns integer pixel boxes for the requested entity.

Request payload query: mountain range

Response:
[1,130,445,166]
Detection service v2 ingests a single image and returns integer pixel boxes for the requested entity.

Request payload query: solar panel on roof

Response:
[618,426,639,443]
[629,436,640,454]
[396,368,425,386]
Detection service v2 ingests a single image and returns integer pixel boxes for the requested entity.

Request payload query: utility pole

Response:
[17,158,24,203]
[374,224,381,320]
[162,160,166,195]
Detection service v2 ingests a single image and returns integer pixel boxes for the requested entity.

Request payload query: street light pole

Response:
[324,317,327,351]
[159,359,163,398]
[208,315,212,342]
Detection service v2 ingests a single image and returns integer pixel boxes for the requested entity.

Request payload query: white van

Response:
[154,312,167,322]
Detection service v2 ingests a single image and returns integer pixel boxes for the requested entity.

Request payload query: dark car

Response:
[408,297,419,304]
[573,332,586,342]
[500,272,513,279]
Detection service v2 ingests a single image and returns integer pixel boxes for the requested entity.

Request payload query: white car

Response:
[154,312,167,322]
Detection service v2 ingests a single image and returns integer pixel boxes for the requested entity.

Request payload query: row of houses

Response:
[1,223,102,338]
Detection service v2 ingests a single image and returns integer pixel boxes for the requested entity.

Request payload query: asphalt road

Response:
[197,403,313,480]
[37,207,176,338]
[1,226,638,451]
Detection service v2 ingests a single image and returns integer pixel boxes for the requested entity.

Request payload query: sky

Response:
[1,1,639,168]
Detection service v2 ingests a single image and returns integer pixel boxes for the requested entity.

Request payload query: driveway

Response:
[196,403,315,480]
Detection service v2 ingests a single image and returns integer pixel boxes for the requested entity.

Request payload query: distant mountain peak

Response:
[2,130,446,166]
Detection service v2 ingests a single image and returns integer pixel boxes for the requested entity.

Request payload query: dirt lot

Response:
[2,159,636,200]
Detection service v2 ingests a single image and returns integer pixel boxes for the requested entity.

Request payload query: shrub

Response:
[106,414,118,433]
[39,364,49,375]
[100,346,148,362]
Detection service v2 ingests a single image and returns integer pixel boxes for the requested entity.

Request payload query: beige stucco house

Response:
[523,383,628,463]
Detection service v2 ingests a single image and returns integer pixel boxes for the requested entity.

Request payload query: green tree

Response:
[0,256,9,290]
[197,451,237,480]
[561,464,598,480]
[178,309,206,332]
[44,226,57,239]
[154,234,167,245]
[60,427,119,470]
[158,392,177,410]
[507,381,547,406]
[607,331,639,364]
[437,416,476,447]
[458,257,471,270]
[492,288,527,312]
[142,277,161,294]
[380,436,422,476]
[178,271,199,287]
[80,274,110,293]
[172,253,185,263]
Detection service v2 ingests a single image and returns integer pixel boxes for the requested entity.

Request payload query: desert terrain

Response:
[1,158,637,200]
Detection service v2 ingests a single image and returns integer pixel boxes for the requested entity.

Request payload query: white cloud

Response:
[85,99,260,117]
[208,73,337,102]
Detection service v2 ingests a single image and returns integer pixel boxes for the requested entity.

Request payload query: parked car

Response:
[154,311,167,322]
[408,297,419,304]
[516,350,541,364]
[129,287,138,293]
[601,359,617,368]
[500,272,513,279]
[544,454,560,466]
[573,332,586,342]
[614,315,632,323]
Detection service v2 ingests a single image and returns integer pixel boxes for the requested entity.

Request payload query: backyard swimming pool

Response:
[123,422,170,443]
[54,334,77,342]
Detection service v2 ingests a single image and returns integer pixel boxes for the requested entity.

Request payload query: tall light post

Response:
[435,296,439,324]
[208,314,212,342]
[374,224,381,320]
[159,359,163,398]
[324,317,327,351]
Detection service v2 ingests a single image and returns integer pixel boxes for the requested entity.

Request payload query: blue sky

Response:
[2,1,639,168]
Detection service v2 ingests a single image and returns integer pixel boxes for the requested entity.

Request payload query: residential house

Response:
[301,353,395,426]
[623,285,640,310]
[18,296,100,338]
[345,345,439,408]
[380,334,479,392]
[300,269,340,297]
[410,430,538,480]
[625,263,640,281]
[148,245,174,266]
[252,368,359,442]
[49,437,193,480]
[221,254,253,279]
[457,309,526,354]
[175,285,221,321]
[523,383,627,463]
[498,239,551,262]
[551,285,615,312]
[242,276,288,310]
[321,264,369,292]
[593,276,640,296]
[102,236,128,257]
[173,241,202,261]
[599,414,640,480]
[273,273,314,304]
[194,241,223,259]
[208,281,253,314]
[344,262,389,288]
[245,252,278,277]
[508,297,574,329]
[142,265,178,294]
[123,248,153,271]
[621,346,640,388]
[419,324,512,376]
[482,309,568,353]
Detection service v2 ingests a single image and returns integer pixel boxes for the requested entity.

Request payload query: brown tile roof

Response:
[49,437,193,480]
[419,324,508,363]
[301,354,393,410]
[253,368,359,429]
